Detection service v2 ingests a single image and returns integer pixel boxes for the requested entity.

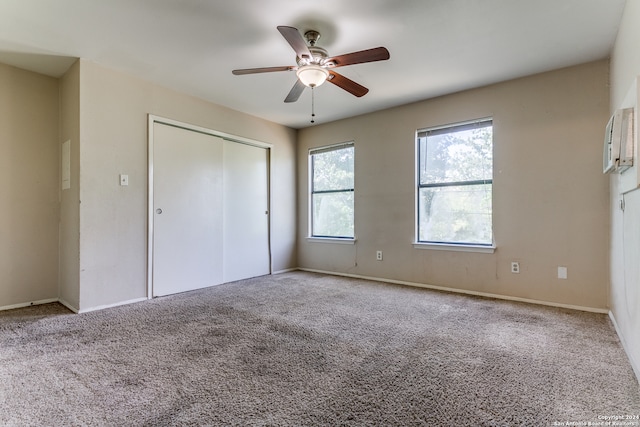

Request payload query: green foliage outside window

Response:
[311,145,354,238]
[418,122,493,245]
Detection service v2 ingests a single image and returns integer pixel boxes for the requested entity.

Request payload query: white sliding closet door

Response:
[151,120,271,297]
[223,140,270,282]
[152,123,224,297]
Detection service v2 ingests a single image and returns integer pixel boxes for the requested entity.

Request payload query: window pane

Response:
[418,184,492,244]
[312,146,354,192]
[419,126,492,185]
[312,191,354,238]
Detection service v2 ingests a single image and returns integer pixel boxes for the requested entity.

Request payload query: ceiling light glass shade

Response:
[296,65,329,87]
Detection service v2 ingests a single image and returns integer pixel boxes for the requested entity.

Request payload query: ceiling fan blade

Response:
[232,66,295,75]
[277,26,312,60]
[284,79,306,103]
[326,47,390,68]
[327,71,369,97]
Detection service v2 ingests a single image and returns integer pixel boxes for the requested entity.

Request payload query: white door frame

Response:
[147,114,273,299]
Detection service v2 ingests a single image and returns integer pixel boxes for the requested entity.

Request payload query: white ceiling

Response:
[0,0,627,129]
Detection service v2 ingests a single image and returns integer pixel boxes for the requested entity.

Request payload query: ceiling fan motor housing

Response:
[295,30,330,67]
[298,46,329,66]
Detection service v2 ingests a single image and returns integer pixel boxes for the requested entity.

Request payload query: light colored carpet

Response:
[1,271,638,426]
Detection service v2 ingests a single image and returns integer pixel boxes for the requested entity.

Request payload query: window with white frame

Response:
[417,119,493,246]
[310,143,354,239]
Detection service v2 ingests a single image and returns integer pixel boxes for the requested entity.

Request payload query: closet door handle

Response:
[156,208,163,214]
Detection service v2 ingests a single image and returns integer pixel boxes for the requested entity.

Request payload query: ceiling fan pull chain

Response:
[311,86,316,124]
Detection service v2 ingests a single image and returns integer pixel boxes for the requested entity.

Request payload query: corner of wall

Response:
[609,310,640,384]
[58,58,81,310]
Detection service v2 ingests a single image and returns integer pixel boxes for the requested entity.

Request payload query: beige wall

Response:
[0,62,59,308]
[76,60,297,311]
[609,0,640,379]
[59,60,81,310]
[298,60,610,310]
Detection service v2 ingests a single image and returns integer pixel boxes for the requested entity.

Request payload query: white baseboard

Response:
[78,297,149,314]
[0,298,59,312]
[273,268,298,275]
[58,298,79,313]
[609,311,640,384]
[297,268,609,314]
[1,296,148,314]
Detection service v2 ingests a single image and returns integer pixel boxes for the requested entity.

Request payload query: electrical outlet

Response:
[511,262,520,274]
[376,250,383,261]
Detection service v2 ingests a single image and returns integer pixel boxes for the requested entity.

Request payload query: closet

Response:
[150,120,270,297]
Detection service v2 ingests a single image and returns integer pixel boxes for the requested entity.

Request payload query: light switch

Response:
[120,174,129,186]
[558,266,567,280]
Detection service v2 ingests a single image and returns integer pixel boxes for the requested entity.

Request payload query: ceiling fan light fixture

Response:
[232,26,390,103]
[296,64,329,88]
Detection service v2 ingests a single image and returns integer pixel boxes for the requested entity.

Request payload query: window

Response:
[310,143,354,239]
[417,119,493,246]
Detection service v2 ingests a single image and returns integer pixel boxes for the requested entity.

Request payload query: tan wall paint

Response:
[609,0,640,379]
[59,60,81,311]
[298,60,610,309]
[77,60,297,311]
[0,62,59,308]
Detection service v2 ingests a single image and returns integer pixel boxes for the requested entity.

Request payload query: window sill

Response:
[307,237,356,245]
[413,242,495,253]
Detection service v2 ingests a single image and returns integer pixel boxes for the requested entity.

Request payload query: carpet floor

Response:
[1,271,639,426]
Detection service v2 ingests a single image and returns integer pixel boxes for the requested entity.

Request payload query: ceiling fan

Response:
[232,26,390,103]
